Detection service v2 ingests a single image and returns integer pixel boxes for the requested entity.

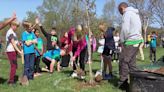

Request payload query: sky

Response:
[0,0,127,21]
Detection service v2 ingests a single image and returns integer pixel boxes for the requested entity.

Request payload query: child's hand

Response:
[32,39,37,44]
[25,40,32,46]
[11,12,17,20]
[71,56,76,62]
[35,16,40,24]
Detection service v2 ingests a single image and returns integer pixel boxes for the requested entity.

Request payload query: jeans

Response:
[24,53,35,80]
[34,56,41,73]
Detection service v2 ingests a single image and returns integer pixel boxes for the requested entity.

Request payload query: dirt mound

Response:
[154,67,164,75]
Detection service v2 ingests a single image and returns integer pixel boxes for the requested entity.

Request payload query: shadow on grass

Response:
[61,70,72,76]
[0,77,7,84]
[108,75,119,87]
[92,59,100,62]
[14,75,19,83]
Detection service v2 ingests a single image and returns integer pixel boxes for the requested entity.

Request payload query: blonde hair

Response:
[22,21,32,29]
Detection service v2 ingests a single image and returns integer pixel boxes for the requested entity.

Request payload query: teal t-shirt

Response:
[22,31,36,54]
[150,37,157,48]
[35,37,43,56]
[43,49,61,61]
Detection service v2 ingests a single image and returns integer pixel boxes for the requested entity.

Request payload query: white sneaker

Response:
[71,72,78,78]
[80,76,85,79]
[113,60,116,63]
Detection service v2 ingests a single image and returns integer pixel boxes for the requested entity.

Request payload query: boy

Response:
[35,17,59,50]
[150,31,157,63]
[42,48,65,73]
[6,21,22,85]
[113,31,120,62]
[34,29,44,76]
[22,21,37,80]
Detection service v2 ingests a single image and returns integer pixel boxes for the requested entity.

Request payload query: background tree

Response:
[102,0,116,26]
[150,0,164,30]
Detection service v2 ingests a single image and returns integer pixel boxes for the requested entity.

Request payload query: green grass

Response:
[0,47,163,92]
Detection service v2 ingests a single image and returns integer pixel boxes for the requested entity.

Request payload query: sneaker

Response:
[103,74,112,80]
[118,79,129,91]
[113,60,117,63]
[34,73,42,77]
[71,72,78,78]
[80,76,85,79]
[41,67,50,72]
[106,74,113,79]
[7,81,16,86]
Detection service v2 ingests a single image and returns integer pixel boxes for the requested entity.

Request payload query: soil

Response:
[75,81,99,91]
[144,67,164,75]
[154,67,164,75]
[95,74,103,82]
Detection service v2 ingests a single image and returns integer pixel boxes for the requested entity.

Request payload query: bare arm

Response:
[11,39,22,54]
[0,13,16,30]
[35,17,48,37]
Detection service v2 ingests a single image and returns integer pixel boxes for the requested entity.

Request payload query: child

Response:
[97,33,105,72]
[99,22,115,80]
[70,25,87,78]
[6,21,22,85]
[42,48,66,73]
[35,17,59,50]
[150,31,157,63]
[60,32,73,67]
[113,31,121,62]
[34,29,44,77]
[22,21,37,80]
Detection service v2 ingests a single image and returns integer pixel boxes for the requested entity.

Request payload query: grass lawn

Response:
[0,47,163,92]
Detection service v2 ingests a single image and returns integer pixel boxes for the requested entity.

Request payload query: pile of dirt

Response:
[75,81,100,91]
[154,67,164,75]
[144,67,164,75]
[95,74,103,82]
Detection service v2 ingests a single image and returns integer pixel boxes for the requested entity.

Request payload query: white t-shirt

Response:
[98,39,105,46]
[97,39,105,53]
[6,28,18,52]
[114,36,120,47]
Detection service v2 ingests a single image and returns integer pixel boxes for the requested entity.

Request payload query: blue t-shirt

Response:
[22,31,36,54]
[35,37,43,56]
[43,49,61,61]
[150,35,157,48]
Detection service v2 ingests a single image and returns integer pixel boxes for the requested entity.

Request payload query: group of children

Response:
[5,16,98,85]
[3,13,159,86]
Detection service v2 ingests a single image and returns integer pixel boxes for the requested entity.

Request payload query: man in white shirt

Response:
[118,2,143,90]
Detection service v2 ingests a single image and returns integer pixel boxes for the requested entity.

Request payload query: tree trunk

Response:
[84,0,94,84]
[144,18,149,48]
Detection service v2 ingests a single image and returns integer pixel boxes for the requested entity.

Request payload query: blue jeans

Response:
[24,53,35,80]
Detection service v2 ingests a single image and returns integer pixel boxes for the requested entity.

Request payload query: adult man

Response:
[118,2,143,87]
[0,13,16,30]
